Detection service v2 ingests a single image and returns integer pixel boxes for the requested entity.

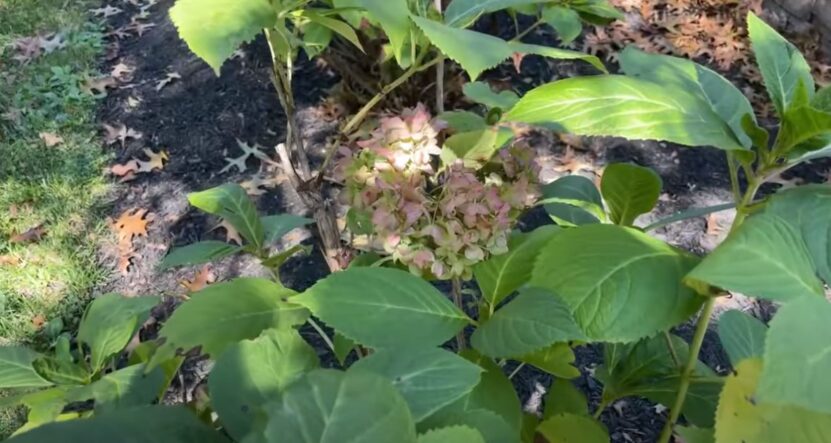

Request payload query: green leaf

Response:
[600,163,662,226]
[333,332,356,365]
[758,296,831,414]
[598,334,721,428]
[339,0,411,65]
[521,343,580,379]
[209,328,318,442]
[32,358,90,385]
[264,369,417,443]
[773,104,831,153]
[68,364,166,413]
[747,12,814,115]
[504,75,745,151]
[423,351,522,439]
[418,426,485,443]
[351,348,483,422]
[689,216,816,302]
[301,20,332,58]
[77,294,159,372]
[161,241,241,269]
[537,413,608,443]
[441,127,506,167]
[675,426,713,443]
[715,359,831,443]
[814,86,831,110]
[0,347,52,389]
[188,184,264,249]
[444,0,549,28]
[7,406,229,443]
[463,82,519,110]
[531,224,703,342]
[294,268,469,349]
[261,214,313,244]
[149,278,308,368]
[543,379,587,418]
[568,0,622,24]
[542,6,582,45]
[297,10,363,53]
[474,226,560,306]
[539,175,605,226]
[411,16,604,80]
[472,288,585,358]
[619,46,757,149]
[12,388,68,435]
[437,111,488,133]
[717,310,767,367]
[170,0,276,74]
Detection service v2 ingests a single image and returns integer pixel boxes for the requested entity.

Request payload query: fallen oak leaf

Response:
[155,72,181,91]
[83,76,117,96]
[38,132,64,147]
[213,219,243,245]
[127,20,156,37]
[108,159,140,182]
[102,123,142,147]
[110,62,134,81]
[89,5,122,17]
[239,173,284,196]
[135,148,168,173]
[111,208,153,245]
[10,224,47,244]
[180,265,216,294]
[38,34,66,54]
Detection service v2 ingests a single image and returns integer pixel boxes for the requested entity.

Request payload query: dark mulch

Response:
[92,2,826,441]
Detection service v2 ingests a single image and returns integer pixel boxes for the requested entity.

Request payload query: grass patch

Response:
[0,0,109,437]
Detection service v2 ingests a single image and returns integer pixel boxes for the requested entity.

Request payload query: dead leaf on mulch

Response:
[155,72,181,91]
[111,208,154,275]
[214,219,243,245]
[83,76,118,96]
[180,265,216,294]
[108,148,168,182]
[89,5,122,18]
[220,139,275,174]
[240,173,284,196]
[38,132,64,147]
[9,33,65,64]
[103,123,143,147]
[553,146,595,174]
[110,62,135,82]
[10,224,47,244]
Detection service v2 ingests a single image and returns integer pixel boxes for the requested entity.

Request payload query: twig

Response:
[307,317,337,354]
[508,362,525,379]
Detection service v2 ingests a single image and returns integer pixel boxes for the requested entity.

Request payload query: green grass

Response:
[0,0,109,437]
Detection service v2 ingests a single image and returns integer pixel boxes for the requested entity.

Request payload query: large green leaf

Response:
[7,406,229,443]
[471,288,586,358]
[209,328,318,442]
[418,426,485,443]
[77,294,159,372]
[170,0,276,74]
[715,359,831,443]
[149,278,308,368]
[337,0,411,65]
[600,163,662,226]
[531,224,703,342]
[444,0,549,28]
[294,267,469,349]
[520,343,579,379]
[422,351,522,439]
[747,12,814,115]
[619,46,757,148]
[68,364,166,413]
[537,413,608,443]
[717,310,767,367]
[598,334,721,428]
[188,184,264,249]
[31,358,90,385]
[264,369,417,443]
[261,214,313,243]
[543,379,587,418]
[504,75,745,151]
[473,226,560,306]
[675,426,714,443]
[411,16,604,80]
[351,348,482,422]
[758,296,831,414]
[0,347,52,389]
[687,186,831,302]
[12,387,68,435]
[161,241,241,269]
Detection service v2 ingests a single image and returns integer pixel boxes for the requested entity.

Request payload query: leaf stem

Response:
[593,397,611,420]
[508,362,526,379]
[510,18,545,42]
[657,298,715,443]
[307,317,336,354]
[663,331,680,369]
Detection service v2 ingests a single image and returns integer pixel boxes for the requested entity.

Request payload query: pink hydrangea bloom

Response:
[339,105,540,280]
